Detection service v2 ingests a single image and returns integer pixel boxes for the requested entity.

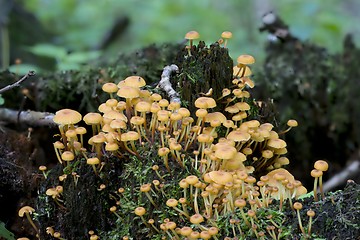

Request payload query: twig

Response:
[323,160,360,192]
[0,70,35,94]
[157,64,180,103]
[0,108,56,127]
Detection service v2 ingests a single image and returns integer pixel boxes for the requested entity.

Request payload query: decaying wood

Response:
[157,64,180,103]
[323,160,360,192]
[0,108,56,127]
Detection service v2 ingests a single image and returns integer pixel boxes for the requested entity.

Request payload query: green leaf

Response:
[0,221,15,240]
[66,51,100,64]
[27,44,67,59]
[8,64,42,75]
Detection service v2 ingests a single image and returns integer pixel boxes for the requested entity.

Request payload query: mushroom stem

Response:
[313,177,319,202]
[319,175,325,200]
[25,212,40,237]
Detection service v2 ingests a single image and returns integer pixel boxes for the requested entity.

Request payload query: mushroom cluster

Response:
[23,31,330,239]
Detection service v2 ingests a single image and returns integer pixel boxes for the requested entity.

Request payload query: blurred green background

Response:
[2,0,360,72]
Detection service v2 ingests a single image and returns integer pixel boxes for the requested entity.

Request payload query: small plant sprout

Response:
[18,206,40,238]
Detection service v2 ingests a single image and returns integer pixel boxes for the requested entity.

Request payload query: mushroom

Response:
[314,160,329,200]
[87,157,100,175]
[102,82,118,98]
[184,31,200,55]
[18,206,39,237]
[221,31,233,48]
[83,112,103,135]
[53,109,82,146]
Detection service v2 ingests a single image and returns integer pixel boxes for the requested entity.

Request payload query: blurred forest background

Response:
[1,0,360,72]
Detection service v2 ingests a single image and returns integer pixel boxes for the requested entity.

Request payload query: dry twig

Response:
[0,70,35,94]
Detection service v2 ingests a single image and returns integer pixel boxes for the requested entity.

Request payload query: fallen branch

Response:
[0,108,56,127]
[0,70,35,94]
[157,64,180,103]
[323,160,360,192]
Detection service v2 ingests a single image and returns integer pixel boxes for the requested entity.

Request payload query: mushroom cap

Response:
[185,31,200,40]
[134,207,146,216]
[98,103,112,113]
[189,213,204,224]
[314,160,329,171]
[234,102,250,111]
[178,108,191,117]
[180,226,193,236]
[45,188,58,198]
[102,82,118,93]
[53,141,65,149]
[121,131,139,141]
[91,134,107,144]
[150,93,162,102]
[205,112,227,124]
[120,76,146,88]
[221,31,233,39]
[222,155,246,171]
[87,157,100,165]
[117,86,140,99]
[259,123,274,131]
[222,88,231,98]
[53,109,82,125]
[103,110,127,122]
[287,119,298,127]
[18,206,35,217]
[225,105,239,114]
[110,119,127,129]
[194,97,216,109]
[244,120,260,128]
[135,101,151,113]
[75,126,87,135]
[236,54,255,65]
[208,171,233,185]
[293,202,303,210]
[267,138,287,149]
[157,110,170,122]
[227,130,251,142]
[166,198,178,207]
[168,102,181,111]
[61,151,75,161]
[158,147,170,156]
[311,169,323,178]
[83,112,103,125]
[214,143,237,160]
[106,98,118,108]
[130,116,145,125]
[223,120,235,129]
